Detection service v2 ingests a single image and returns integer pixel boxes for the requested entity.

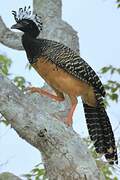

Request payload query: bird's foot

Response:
[25,86,64,102]
[65,114,73,126]
[65,103,77,126]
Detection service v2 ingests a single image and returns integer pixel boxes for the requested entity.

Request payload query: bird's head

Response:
[11,6,43,38]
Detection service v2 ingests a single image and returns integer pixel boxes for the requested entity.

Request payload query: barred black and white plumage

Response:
[11,6,118,165]
[34,39,106,96]
[82,101,118,164]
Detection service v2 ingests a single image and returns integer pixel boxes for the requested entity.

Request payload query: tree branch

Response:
[0,172,21,180]
[0,74,105,179]
[0,16,23,50]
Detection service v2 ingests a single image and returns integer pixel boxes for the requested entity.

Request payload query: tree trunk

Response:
[0,0,105,179]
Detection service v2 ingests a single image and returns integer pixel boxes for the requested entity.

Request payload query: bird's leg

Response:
[65,96,78,126]
[26,87,64,102]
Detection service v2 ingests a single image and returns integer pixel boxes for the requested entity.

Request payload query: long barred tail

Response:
[82,101,118,164]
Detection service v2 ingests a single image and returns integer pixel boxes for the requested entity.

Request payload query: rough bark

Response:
[0,172,21,180]
[0,0,105,179]
[0,74,104,180]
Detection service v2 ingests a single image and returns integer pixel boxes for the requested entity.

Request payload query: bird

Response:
[11,6,118,164]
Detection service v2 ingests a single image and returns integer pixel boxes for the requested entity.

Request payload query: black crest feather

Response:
[12,6,43,31]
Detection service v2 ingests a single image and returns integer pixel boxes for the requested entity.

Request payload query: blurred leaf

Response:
[100,65,120,75]
[117,0,120,8]
[111,87,118,93]
[100,66,112,74]
[1,119,10,126]
[117,68,120,74]
[101,164,115,180]
[114,177,118,180]
[100,65,120,105]
[0,55,12,76]
[25,63,32,70]
[23,164,46,180]
[117,3,120,8]
[13,76,26,90]
[37,168,45,176]
[0,114,10,126]
[110,93,118,102]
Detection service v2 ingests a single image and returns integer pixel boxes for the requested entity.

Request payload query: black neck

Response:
[22,33,40,64]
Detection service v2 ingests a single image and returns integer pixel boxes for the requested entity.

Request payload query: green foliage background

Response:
[117,0,120,8]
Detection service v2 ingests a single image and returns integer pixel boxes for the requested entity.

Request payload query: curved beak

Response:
[11,23,22,30]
